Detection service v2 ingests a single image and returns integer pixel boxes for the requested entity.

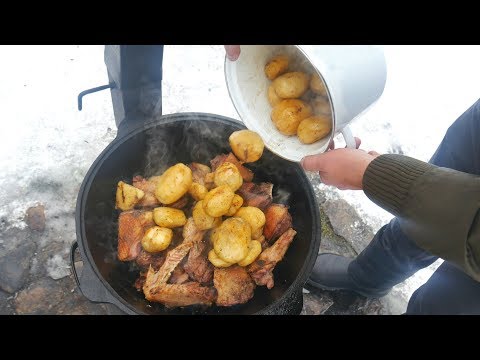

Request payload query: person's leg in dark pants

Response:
[350,99,480,296]
[310,99,480,302]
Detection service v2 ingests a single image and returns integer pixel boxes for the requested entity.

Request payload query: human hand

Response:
[224,45,241,61]
[301,137,380,190]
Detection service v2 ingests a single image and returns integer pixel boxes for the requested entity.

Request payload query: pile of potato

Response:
[116,129,267,268]
[265,55,333,144]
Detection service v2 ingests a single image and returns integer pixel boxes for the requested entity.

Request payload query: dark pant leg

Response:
[406,261,480,314]
[348,99,480,292]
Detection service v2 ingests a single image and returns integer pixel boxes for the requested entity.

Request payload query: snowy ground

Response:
[1,45,479,314]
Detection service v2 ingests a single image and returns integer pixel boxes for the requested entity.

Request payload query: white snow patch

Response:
[46,254,70,280]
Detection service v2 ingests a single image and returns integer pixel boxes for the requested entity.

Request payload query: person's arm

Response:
[302,150,480,282]
[363,153,480,281]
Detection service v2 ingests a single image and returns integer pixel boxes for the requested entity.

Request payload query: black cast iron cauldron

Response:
[71,113,321,314]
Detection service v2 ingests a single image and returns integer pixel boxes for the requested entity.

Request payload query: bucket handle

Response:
[340,125,357,149]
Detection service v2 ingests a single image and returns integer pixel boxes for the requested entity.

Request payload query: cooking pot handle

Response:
[341,125,357,149]
[70,241,132,313]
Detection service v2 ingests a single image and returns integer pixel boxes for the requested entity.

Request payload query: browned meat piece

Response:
[263,204,292,242]
[134,273,147,291]
[169,195,189,209]
[237,182,273,211]
[210,153,254,182]
[184,239,214,285]
[143,217,208,305]
[118,210,155,261]
[214,265,256,306]
[188,162,211,186]
[146,282,217,308]
[135,249,166,271]
[247,228,296,289]
[169,266,190,284]
[132,175,161,208]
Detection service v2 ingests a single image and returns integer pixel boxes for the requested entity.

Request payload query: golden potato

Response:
[202,185,235,217]
[153,207,187,228]
[297,115,332,144]
[310,72,327,96]
[252,226,264,240]
[154,163,193,204]
[141,226,173,253]
[212,217,250,263]
[234,206,266,237]
[268,84,282,107]
[238,240,262,267]
[271,99,312,136]
[226,194,244,216]
[115,181,145,211]
[192,200,218,230]
[214,162,243,191]
[311,96,331,116]
[188,182,208,201]
[264,55,289,80]
[272,71,310,99]
[229,130,265,163]
[208,249,234,268]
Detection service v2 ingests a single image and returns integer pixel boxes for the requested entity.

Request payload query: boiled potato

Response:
[310,73,327,96]
[297,115,332,144]
[154,163,192,204]
[268,84,282,107]
[189,182,208,201]
[311,96,331,116]
[208,249,234,268]
[234,206,266,238]
[272,71,310,99]
[115,181,145,211]
[252,226,264,240]
[271,99,313,136]
[226,194,244,216]
[212,217,250,263]
[141,226,173,253]
[264,55,289,80]
[238,240,262,267]
[229,130,265,163]
[202,185,235,217]
[193,200,217,230]
[214,162,243,191]
[153,207,187,228]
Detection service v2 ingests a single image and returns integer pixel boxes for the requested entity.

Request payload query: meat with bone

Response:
[135,249,166,271]
[247,228,296,289]
[117,210,155,261]
[214,265,256,306]
[145,282,217,308]
[237,182,273,211]
[132,175,161,208]
[188,162,211,186]
[184,238,214,285]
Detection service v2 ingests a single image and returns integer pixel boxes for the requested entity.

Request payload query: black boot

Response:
[307,253,391,298]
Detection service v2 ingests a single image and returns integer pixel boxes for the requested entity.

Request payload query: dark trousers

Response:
[348,99,480,314]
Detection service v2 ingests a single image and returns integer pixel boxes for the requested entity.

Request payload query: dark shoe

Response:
[307,253,391,298]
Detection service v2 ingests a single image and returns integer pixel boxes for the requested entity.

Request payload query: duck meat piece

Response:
[263,204,292,242]
[237,182,273,211]
[169,265,190,285]
[135,249,166,271]
[247,228,296,289]
[210,153,254,182]
[143,217,206,300]
[132,175,162,208]
[117,210,155,261]
[146,282,217,308]
[188,162,211,186]
[214,265,256,306]
[184,238,214,285]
